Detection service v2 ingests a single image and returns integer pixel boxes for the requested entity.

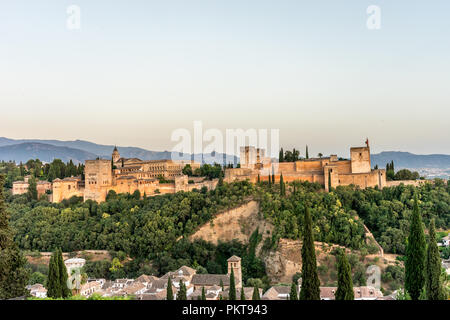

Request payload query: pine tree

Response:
[57,249,71,298]
[166,278,174,300]
[335,250,354,300]
[0,174,30,299]
[425,219,443,300]
[299,206,320,300]
[252,286,260,300]
[201,286,206,300]
[229,269,236,300]
[306,145,309,159]
[290,281,298,300]
[177,280,187,300]
[47,250,62,298]
[405,194,426,300]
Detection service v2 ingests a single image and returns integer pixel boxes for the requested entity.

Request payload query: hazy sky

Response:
[1,1,449,157]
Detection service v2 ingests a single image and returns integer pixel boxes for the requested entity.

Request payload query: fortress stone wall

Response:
[29,142,432,203]
[226,142,387,191]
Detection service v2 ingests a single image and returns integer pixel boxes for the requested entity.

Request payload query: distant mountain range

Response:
[1,138,449,170]
[0,138,238,165]
[371,151,450,169]
[0,142,97,164]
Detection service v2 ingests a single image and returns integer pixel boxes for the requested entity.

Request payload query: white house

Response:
[27,284,47,298]
[442,235,450,247]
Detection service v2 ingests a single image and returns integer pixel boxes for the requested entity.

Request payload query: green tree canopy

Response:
[0,174,29,299]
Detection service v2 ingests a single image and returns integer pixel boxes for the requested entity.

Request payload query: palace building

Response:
[51,147,206,203]
[13,141,426,203]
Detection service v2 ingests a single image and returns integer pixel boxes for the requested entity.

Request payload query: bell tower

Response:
[112,146,120,163]
[227,256,242,288]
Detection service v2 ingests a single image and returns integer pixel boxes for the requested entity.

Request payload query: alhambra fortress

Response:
[13,142,426,203]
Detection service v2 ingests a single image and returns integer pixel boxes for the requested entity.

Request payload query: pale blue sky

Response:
[0,1,449,156]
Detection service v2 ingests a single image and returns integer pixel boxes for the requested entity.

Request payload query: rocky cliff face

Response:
[189,200,365,285]
[263,239,355,284]
[189,200,273,244]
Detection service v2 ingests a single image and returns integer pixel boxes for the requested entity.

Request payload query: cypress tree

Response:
[0,175,30,299]
[177,280,187,300]
[166,278,173,300]
[57,249,71,298]
[299,207,320,300]
[280,173,285,196]
[335,250,354,300]
[306,145,309,159]
[240,288,246,300]
[425,219,443,300]
[272,170,275,184]
[279,148,284,162]
[252,286,260,300]
[257,174,260,184]
[290,281,298,300]
[201,286,206,300]
[19,162,25,176]
[229,269,236,300]
[220,279,224,291]
[27,176,38,201]
[405,194,426,300]
[268,172,271,187]
[328,170,332,191]
[47,250,62,298]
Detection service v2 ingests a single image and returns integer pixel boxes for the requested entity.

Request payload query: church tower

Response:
[227,256,242,288]
[112,146,120,163]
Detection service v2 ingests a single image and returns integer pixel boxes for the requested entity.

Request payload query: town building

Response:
[26,284,47,298]
[12,181,29,195]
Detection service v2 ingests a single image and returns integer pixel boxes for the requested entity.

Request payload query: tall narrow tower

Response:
[112,146,120,163]
[227,256,242,288]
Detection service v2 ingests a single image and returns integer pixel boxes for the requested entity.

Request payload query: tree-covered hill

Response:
[5,179,450,290]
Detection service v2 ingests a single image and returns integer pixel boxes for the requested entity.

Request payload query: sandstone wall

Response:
[189,200,273,245]
[385,180,429,187]
[264,239,349,284]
